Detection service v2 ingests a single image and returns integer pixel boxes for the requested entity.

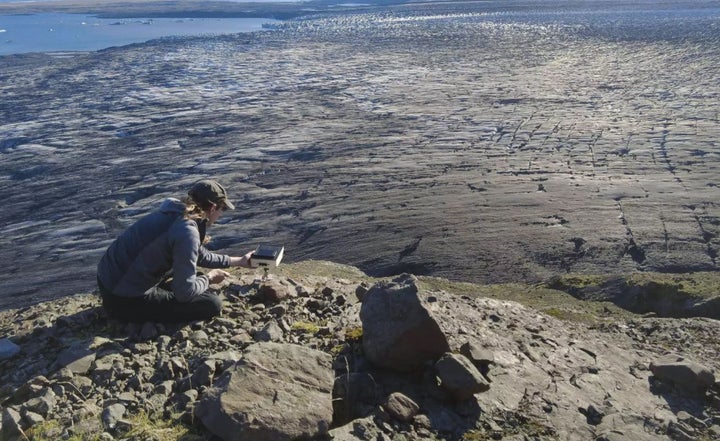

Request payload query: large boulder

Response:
[360,274,450,371]
[195,342,334,441]
[650,355,715,396]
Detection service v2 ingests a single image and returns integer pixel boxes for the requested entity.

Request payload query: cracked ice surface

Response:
[1,0,719,308]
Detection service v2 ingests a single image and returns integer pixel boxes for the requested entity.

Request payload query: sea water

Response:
[0,13,277,56]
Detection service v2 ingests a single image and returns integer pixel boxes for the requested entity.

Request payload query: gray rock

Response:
[360,275,450,371]
[595,411,662,441]
[328,416,383,441]
[709,425,720,438]
[676,410,707,429]
[171,389,198,412]
[435,353,490,401]
[101,403,126,430]
[21,409,45,427]
[668,421,696,441]
[23,389,57,418]
[355,283,370,303]
[207,350,243,371]
[423,402,465,433]
[10,375,49,404]
[269,304,287,317]
[161,356,189,379]
[459,341,495,373]
[385,392,420,423]
[190,330,210,346]
[2,407,25,440]
[257,280,292,304]
[56,343,96,374]
[650,355,715,396]
[154,380,175,396]
[0,338,20,360]
[196,342,333,441]
[253,321,284,342]
[191,359,216,387]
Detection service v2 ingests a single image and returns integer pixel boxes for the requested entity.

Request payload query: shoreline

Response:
[0,0,353,20]
[0,13,278,56]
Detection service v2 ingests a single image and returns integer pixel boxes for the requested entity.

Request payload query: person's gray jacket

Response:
[97,198,230,301]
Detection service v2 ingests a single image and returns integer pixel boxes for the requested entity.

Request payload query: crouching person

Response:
[97,179,253,323]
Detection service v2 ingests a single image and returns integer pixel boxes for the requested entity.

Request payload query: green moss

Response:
[291,321,320,334]
[344,326,363,342]
[122,411,199,440]
[26,420,66,441]
[330,344,346,356]
[626,271,720,299]
[461,430,490,441]
[545,274,608,291]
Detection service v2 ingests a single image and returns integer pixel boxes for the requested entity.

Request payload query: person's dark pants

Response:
[98,279,222,323]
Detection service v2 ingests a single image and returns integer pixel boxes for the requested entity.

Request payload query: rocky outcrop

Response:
[1,263,720,441]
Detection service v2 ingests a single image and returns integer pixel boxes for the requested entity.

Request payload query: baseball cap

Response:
[188,179,235,210]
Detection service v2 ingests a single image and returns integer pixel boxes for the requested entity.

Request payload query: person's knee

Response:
[209,294,223,316]
[199,294,223,319]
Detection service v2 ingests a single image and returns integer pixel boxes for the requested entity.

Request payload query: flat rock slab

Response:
[0,2,718,309]
[196,342,334,441]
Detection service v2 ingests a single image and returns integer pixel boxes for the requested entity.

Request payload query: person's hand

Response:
[230,250,255,268]
[207,269,230,284]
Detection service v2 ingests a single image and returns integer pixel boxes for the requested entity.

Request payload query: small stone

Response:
[253,321,284,342]
[190,330,210,345]
[117,391,138,405]
[257,280,291,304]
[22,409,45,426]
[269,304,287,317]
[413,414,432,430]
[24,389,57,418]
[251,304,266,313]
[355,283,370,302]
[56,344,96,374]
[709,425,720,437]
[101,403,126,429]
[2,407,25,437]
[171,389,199,412]
[52,367,75,382]
[157,335,172,351]
[191,360,216,387]
[230,331,252,345]
[385,392,420,423]
[435,353,491,401]
[154,380,175,396]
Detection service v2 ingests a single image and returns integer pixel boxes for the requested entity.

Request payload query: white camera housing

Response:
[250,244,284,268]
